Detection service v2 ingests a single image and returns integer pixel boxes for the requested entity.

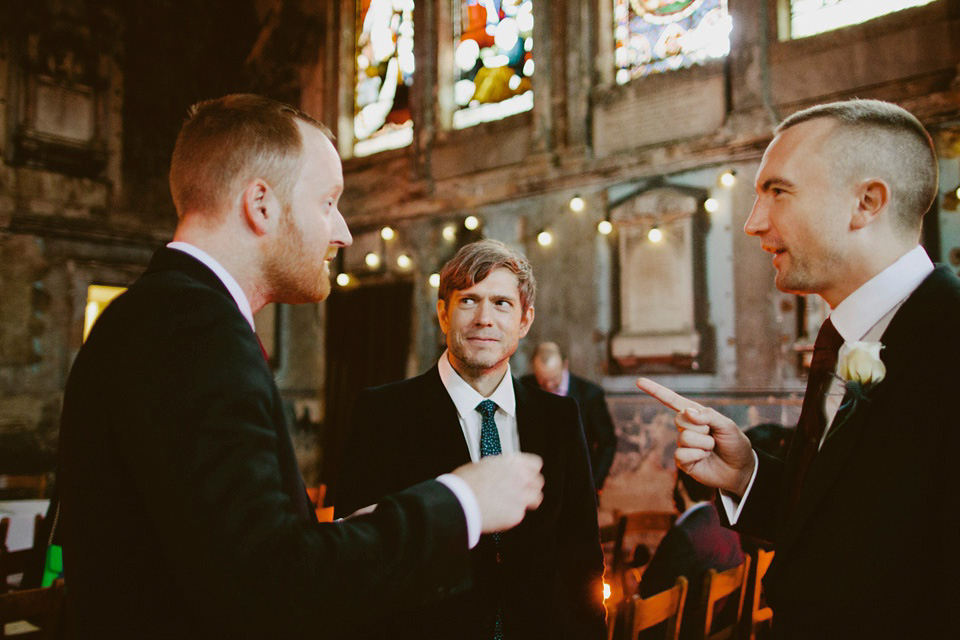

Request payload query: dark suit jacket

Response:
[730,266,960,639]
[639,504,743,640]
[58,248,471,639]
[336,367,607,639]
[520,373,617,490]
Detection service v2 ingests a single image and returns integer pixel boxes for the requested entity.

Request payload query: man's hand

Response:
[452,453,544,533]
[636,378,755,497]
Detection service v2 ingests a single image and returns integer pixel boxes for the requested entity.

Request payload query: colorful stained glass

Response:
[354,0,415,157]
[788,0,936,39]
[613,0,732,84]
[452,0,534,129]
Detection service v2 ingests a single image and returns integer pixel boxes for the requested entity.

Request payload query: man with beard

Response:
[58,95,545,639]
[337,240,607,639]
[637,99,956,637]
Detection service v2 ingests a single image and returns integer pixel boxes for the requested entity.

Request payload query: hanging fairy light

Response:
[428,273,441,288]
[537,231,553,247]
[464,215,480,231]
[365,252,381,268]
[569,196,585,213]
[380,226,396,240]
[704,198,720,213]
[597,220,613,235]
[718,170,737,188]
[442,224,457,242]
[396,254,412,269]
[648,226,663,243]
[336,273,351,287]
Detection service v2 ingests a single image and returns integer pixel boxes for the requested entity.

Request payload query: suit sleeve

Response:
[335,388,395,519]
[583,389,617,490]
[112,298,470,638]
[555,399,608,639]
[637,527,695,599]
[720,450,783,544]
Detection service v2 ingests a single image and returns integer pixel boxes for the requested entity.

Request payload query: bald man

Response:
[521,342,616,492]
[638,100,957,638]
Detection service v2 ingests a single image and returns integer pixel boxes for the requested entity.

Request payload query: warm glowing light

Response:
[83,285,126,342]
[537,231,553,247]
[442,224,457,241]
[603,582,611,601]
[569,196,585,213]
[464,216,480,231]
[598,220,613,235]
[648,227,663,243]
[704,198,720,213]
[719,170,736,188]
[956,186,960,199]
[365,252,381,268]
[336,273,351,287]
[396,254,412,269]
[428,273,441,288]
[380,226,396,241]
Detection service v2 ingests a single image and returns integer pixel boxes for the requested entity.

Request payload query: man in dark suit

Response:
[637,99,958,638]
[638,473,743,640]
[521,342,617,492]
[337,240,607,639]
[58,95,545,639]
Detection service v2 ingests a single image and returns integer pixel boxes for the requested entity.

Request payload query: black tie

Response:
[786,318,844,513]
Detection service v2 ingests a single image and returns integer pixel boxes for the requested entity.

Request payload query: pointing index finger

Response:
[636,377,705,413]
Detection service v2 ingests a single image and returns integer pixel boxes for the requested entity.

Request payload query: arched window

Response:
[784,0,937,40]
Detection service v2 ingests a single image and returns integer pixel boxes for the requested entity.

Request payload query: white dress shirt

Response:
[723,246,934,524]
[438,350,521,461]
[167,242,483,547]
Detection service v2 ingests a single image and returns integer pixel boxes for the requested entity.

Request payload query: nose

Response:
[474,300,494,326]
[743,197,767,237]
[332,208,352,247]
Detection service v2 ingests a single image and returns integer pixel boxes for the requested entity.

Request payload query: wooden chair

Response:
[631,575,688,640]
[745,550,774,640]
[0,516,44,594]
[701,556,751,640]
[0,581,64,639]
[0,477,47,500]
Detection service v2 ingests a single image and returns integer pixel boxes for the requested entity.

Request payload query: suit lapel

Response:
[514,378,548,461]
[416,367,473,470]
[776,267,945,554]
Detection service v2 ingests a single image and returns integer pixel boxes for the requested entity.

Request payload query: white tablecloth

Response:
[0,499,50,551]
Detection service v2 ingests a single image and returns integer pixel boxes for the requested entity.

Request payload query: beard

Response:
[263,209,330,304]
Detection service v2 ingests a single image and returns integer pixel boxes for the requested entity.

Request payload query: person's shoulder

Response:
[519,372,537,387]
[518,379,579,418]
[570,373,605,399]
[359,367,440,402]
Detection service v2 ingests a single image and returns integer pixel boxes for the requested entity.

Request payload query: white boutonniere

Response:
[829,342,885,439]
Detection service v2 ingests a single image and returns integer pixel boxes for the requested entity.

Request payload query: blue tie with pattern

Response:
[476,399,504,640]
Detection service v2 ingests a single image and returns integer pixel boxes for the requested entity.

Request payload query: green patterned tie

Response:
[476,399,504,640]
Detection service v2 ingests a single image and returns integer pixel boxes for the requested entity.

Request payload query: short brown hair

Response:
[169,94,333,217]
[438,239,536,312]
[777,99,938,231]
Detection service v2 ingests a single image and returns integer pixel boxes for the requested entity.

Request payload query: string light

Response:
[537,231,553,247]
[380,226,395,240]
[464,215,480,231]
[719,170,736,188]
[597,220,613,235]
[365,252,381,268]
[648,227,663,243]
[396,254,412,269]
[442,224,457,241]
[428,273,441,288]
[336,273,351,287]
[569,196,585,213]
[704,198,720,213]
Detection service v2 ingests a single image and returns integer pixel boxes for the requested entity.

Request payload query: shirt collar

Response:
[437,350,517,419]
[556,368,570,396]
[829,246,933,343]
[167,241,256,330]
[674,501,711,526]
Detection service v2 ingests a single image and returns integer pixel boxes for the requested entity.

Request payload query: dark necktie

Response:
[476,399,504,640]
[786,318,844,513]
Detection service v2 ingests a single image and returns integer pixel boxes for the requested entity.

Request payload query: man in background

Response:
[338,240,606,640]
[522,342,617,493]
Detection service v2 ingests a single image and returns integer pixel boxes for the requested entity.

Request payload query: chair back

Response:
[0,582,65,639]
[631,575,688,640]
[747,549,774,639]
[0,477,47,500]
[0,516,45,594]
[701,555,750,640]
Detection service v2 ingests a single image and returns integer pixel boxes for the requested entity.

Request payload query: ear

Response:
[518,305,535,339]
[850,179,891,231]
[241,179,282,236]
[436,299,450,335]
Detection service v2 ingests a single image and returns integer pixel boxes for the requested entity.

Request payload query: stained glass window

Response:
[613,0,732,85]
[354,0,415,157]
[452,0,534,130]
[787,0,936,39]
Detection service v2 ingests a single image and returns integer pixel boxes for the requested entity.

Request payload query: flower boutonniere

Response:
[834,341,886,419]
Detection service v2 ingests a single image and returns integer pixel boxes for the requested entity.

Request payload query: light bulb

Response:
[597,220,613,235]
[648,227,663,243]
[380,226,395,240]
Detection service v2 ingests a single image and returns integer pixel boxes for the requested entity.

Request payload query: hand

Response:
[636,378,755,497]
[452,453,544,533]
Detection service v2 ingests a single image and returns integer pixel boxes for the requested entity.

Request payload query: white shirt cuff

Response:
[436,473,481,549]
[719,450,759,526]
